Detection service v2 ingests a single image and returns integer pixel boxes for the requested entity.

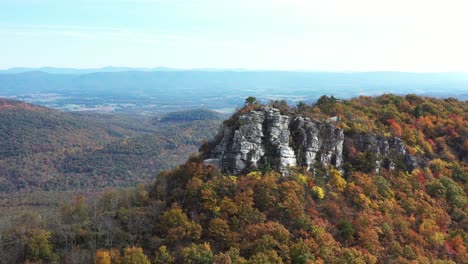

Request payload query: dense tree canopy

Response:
[1,94,466,263]
[0,99,221,192]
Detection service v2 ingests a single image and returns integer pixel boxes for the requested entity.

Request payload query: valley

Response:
[1,70,467,116]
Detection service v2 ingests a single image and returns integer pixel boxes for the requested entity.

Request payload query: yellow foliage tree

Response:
[154,245,174,264]
[329,168,346,192]
[94,249,111,264]
[24,229,57,263]
[311,186,325,199]
[120,247,151,264]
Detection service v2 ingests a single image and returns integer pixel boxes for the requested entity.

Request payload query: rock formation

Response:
[346,133,418,172]
[204,106,417,175]
[290,116,344,171]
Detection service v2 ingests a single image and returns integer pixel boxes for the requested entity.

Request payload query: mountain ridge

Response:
[2,67,468,74]
[0,99,222,192]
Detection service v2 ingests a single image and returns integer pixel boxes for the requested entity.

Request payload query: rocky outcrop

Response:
[204,106,417,175]
[290,116,344,171]
[346,134,418,172]
[205,107,297,175]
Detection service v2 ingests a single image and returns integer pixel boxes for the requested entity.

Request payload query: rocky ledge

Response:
[204,106,417,175]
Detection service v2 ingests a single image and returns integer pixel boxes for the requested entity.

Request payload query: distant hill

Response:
[0,66,181,74]
[156,109,228,123]
[1,70,467,116]
[0,98,117,158]
[59,120,221,188]
[0,99,221,192]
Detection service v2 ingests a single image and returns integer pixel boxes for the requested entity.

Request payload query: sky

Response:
[1,0,468,71]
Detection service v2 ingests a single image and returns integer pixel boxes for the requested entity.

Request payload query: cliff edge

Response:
[203,106,417,175]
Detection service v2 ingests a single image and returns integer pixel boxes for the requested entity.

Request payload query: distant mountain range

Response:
[0,67,253,74]
[0,66,182,74]
[0,69,467,116]
[2,67,468,76]
[156,108,229,123]
[1,70,467,97]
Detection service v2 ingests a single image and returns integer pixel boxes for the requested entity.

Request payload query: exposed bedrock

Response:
[204,107,417,175]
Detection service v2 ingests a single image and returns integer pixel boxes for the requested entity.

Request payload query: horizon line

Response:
[1,66,468,74]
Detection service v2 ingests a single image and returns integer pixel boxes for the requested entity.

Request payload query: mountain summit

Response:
[203,105,417,176]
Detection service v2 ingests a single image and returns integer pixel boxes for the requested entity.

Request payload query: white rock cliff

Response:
[204,106,417,175]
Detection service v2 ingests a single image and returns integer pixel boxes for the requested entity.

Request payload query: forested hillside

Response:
[0,99,221,192]
[0,94,466,264]
[157,109,227,123]
[59,120,221,188]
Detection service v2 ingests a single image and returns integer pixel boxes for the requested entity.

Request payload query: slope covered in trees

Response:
[0,99,221,192]
[156,109,227,123]
[0,95,466,263]
[59,120,221,189]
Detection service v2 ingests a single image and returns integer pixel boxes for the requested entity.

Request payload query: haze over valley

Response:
[1,69,467,115]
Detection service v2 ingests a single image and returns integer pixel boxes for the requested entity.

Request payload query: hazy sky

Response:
[1,0,467,71]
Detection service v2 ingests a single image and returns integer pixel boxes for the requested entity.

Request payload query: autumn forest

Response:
[0,94,467,264]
